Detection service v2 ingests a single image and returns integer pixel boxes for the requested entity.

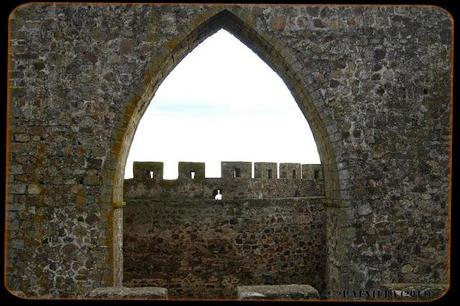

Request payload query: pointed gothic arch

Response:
[103,9,344,288]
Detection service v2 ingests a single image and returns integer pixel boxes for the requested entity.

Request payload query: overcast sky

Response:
[125,29,320,179]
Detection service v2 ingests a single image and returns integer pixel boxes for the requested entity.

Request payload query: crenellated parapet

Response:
[301,164,323,180]
[133,161,164,180]
[178,162,205,180]
[221,161,252,179]
[279,163,302,179]
[254,162,277,179]
[126,161,324,200]
[132,161,323,181]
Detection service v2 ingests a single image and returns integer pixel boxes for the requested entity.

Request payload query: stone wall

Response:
[125,161,324,200]
[123,161,326,297]
[123,197,326,298]
[6,3,451,299]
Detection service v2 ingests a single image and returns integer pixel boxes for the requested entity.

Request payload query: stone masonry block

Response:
[279,163,301,179]
[88,286,168,299]
[9,184,26,194]
[221,161,252,179]
[237,284,319,300]
[178,162,205,180]
[254,162,278,179]
[133,162,163,180]
[302,164,323,180]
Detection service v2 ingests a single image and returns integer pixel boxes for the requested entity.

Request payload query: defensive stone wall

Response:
[123,161,326,297]
[123,197,326,298]
[125,161,324,199]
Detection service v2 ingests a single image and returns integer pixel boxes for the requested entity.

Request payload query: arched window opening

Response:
[125,29,320,179]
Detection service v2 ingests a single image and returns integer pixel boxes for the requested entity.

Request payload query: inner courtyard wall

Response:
[125,161,324,199]
[123,197,326,298]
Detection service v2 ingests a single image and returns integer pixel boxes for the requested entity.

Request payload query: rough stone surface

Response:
[88,286,167,299]
[125,161,324,200]
[6,3,451,300]
[254,162,278,179]
[237,284,320,300]
[123,196,326,298]
[221,161,252,179]
[279,163,302,179]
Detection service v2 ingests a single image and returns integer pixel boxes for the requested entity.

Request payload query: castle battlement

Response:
[132,161,323,181]
[125,161,324,200]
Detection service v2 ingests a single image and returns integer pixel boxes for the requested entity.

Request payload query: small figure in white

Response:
[214,189,222,201]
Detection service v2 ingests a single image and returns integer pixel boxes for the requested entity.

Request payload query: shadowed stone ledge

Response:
[237,284,319,300]
[88,287,168,299]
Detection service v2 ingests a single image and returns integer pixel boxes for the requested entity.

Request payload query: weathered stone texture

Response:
[254,162,277,179]
[125,161,324,200]
[178,162,206,180]
[133,161,164,180]
[221,161,252,179]
[279,163,302,179]
[125,177,323,200]
[88,286,168,299]
[237,284,320,300]
[123,197,326,298]
[7,3,451,299]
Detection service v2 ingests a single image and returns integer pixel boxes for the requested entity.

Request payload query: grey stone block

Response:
[254,162,277,179]
[221,161,252,179]
[237,284,320,300]
[88,286,168,299]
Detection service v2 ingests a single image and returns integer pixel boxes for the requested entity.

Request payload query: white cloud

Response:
[125,29,320,179]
